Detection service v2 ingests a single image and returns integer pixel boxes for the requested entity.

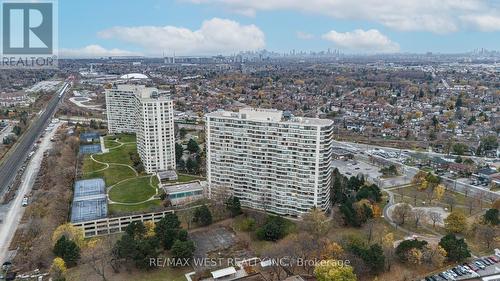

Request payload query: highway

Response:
[0,122,62,264]
[0,82,69,199]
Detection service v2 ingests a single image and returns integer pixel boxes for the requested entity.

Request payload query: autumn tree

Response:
[302,208,331,238]
[314,260,357,281]
[434,184,445,201]
[50,257,67,281]
[144,221,156,238]
[381,232,395,270]
[444,211,467,234]
[406,248,423,265]
[52,223,85,248]
[411,171,427,187]
[421,244,447,267]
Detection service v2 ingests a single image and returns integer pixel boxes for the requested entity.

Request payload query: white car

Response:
[22,196,28,207]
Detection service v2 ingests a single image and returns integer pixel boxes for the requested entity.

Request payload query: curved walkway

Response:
[90,154,139,176]
[84,138,159,206]
[382,185,442,241]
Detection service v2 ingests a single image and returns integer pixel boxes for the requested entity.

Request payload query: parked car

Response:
[21,196,28,207]
[474,261,485,269]
[466,262,478,271]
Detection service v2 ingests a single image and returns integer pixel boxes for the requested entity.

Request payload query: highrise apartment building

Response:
[105,85,136,134]
[105,85,175,174]
[206,108,334,216]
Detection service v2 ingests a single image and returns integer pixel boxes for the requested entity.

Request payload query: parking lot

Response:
[332,159,382,182]
[422,253,500,281]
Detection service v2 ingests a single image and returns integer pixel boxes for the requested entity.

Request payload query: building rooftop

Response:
[163,181,204,194]
[108,84,171,101]
[206,107,333,126]
[120,73,148,79]
[71,178,107,223]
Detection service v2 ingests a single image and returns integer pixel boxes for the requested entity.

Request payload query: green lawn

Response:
[93,143,136,166]
[82,155,107,174]
[108,199,162,215]
[80,132,166,213]
[84,164,136,186]
[108,176,157,203]
[105,133,136,143]
[104,139,121,149]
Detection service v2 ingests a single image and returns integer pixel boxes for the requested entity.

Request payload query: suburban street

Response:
[0,82,69,199]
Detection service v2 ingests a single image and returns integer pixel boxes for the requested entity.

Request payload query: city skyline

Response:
[58,0,500,58]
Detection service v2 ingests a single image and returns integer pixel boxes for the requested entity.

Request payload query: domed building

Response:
[119,73,148,80]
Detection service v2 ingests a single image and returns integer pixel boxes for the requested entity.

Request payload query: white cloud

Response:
[296,31,314,40]
[97,18,265,56]
[186,0,500,33]
[59,45,140,58]
[322,29,399,53]
[461,15,500,31]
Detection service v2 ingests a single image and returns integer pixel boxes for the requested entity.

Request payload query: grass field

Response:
[84,164,136,186]
[103,139,121,148]
[104,133,136,143]
[82,155,107,173]
[390,184,491,214]
[108,176,157,203]
[93,143,136,166]
[80,133,163,214]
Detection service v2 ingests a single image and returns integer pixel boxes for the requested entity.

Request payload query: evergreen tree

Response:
[175,143,184,162]
[187,139,200,154]
[53,236,81,267]
[439,234,471,262]
[155,213,181,249]
[171,240,195,264]
[193,205,212,226]
[225,196,242,217]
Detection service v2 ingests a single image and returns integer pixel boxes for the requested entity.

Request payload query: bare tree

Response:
[428,211,442,228]
[467,198,476,215]
[444,195,456,212]
[210,185,231,219]
[260,188,273,214]
[393,203,413,225]
[410,188,419,206]
[82,235,118,281]
[475,191,485,210]
[475,224,496,249]
[413,208,427,228]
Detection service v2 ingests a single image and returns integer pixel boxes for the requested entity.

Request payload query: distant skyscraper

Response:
[206,108,334,216]
[105,85,175,174]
